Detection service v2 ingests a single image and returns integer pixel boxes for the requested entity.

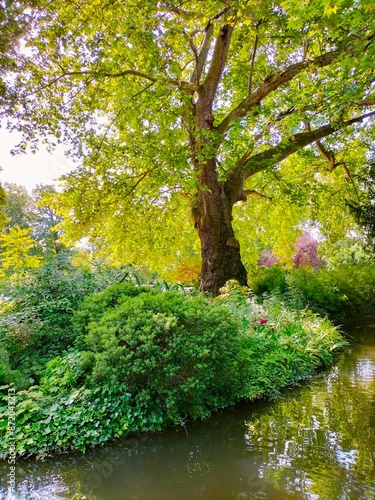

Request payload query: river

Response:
[1,318,374,499]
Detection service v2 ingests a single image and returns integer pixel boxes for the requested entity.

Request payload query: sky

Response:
[0,126,75,192]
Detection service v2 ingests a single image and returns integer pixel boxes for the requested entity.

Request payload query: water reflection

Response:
[244,321,375,499]
[0,320,374,499]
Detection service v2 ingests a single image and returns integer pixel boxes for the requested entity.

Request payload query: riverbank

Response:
[0,280,346,459]
[1,317,374,499]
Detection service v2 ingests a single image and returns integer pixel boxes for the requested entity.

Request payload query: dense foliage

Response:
[346,161,375,252]
[2,0,375,292]
[0,280,347,459]
[0,256,139,388]
[250,263,375,321]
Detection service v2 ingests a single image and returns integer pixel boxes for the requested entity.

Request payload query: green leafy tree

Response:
[31,184,65,255]
[2,182,33,229]
[0,1,35,106]
[2,182,65,257]
[3,0,375,293]
[346,160,375,252]
[233,138,375,267]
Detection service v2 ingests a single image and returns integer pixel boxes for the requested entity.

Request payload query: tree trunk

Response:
[195,159,247,295]
[193,26,247,295]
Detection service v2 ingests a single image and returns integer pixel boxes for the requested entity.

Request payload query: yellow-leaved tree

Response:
[0,225,43,282]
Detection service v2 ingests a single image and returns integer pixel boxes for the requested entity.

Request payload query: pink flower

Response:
[258,318,268,325]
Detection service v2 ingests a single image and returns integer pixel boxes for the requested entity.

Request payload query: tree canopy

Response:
[2,0,375,292]
[0,1,35,105]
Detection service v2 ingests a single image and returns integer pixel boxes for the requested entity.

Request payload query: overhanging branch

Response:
[65,69,197,91]
[28,68,197,97]
[225,110,375,199]
[216,34,374,137]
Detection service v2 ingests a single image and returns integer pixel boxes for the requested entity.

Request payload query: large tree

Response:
[2,0,375,293]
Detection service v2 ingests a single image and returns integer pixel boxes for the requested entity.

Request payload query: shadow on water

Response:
[1,318,374,499]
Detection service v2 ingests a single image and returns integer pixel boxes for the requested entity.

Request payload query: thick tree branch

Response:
[200,23,233,107]
[357,94,375,107]
[225,104,298,167]
[189,5,231,86]
[248,19,263,95]
[190,24,214,85]
[216,36,374,136]
[225,111,375,201]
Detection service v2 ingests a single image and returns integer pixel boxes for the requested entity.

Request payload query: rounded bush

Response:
[75,290,245,425]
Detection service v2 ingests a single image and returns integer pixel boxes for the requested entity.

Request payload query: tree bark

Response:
[195,158,247,295]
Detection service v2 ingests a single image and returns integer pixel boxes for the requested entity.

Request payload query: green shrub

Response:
[249,263,375,321]
[73,289,246,425]
[217,281,346,397]
[0,286,246,457]
[0,258,96,383]
[287,265,375,320]
[286,269,344,318]
[249,265,288,296]
[72,281,152,340]
[0,259,140,388]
